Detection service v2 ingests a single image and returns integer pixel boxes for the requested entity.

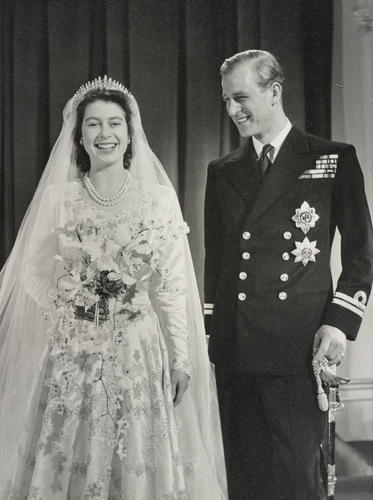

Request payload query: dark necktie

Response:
[257,144,274,181]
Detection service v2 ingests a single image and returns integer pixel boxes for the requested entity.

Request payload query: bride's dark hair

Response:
[74,89,133,173]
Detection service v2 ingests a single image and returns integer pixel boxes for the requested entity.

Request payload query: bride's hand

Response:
[170,369,189,407]
[74,302,109,323]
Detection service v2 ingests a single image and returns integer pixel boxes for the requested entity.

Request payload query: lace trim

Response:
[173,358,191,377]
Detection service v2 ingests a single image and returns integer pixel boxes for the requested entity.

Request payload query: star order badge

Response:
[292,201,319,234]
[291,237,320,266]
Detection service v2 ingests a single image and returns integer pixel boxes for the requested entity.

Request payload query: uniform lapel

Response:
[223,140,260,201]
[245,126,310,225]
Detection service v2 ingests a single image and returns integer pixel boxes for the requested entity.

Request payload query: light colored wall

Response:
[332,0,373,440]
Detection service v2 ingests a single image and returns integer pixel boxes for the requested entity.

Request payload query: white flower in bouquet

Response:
[82,239,104,260]
[114,225,132,245]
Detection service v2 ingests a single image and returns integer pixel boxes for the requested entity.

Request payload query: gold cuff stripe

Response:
[332,298,364,318]
[335,291,367,311]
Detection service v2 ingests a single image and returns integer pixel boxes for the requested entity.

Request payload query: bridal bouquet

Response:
[53,212,164,323]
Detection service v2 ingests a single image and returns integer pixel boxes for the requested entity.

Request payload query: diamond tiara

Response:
[72,75,132,110]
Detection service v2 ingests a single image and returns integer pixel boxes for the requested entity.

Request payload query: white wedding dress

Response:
[5,180,198,500]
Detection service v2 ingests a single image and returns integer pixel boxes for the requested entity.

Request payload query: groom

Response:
[204,50,373,499]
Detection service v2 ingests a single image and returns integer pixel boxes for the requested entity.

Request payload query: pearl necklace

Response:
[83,170,131,206]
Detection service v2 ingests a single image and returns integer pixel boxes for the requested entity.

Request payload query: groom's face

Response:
[222,61,275,141]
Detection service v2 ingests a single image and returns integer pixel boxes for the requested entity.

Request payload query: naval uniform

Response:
[204,125,373,499]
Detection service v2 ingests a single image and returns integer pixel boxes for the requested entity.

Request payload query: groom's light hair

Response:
[220,50,285,90]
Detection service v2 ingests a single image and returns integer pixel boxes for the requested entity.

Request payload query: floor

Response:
[335,477,373,499]
[334,441,373,499]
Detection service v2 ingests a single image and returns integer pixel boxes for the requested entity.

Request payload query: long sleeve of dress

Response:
[151,188,191,377]
[22,187,59,310]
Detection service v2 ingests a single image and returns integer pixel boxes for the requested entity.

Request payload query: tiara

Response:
[72,75,132,109]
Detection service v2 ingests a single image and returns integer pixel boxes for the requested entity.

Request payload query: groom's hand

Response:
[312,324,347,366]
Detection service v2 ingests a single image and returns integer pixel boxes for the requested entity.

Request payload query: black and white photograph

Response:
[0,1,372,499]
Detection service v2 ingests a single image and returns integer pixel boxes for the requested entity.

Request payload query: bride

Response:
[0,77,227,499]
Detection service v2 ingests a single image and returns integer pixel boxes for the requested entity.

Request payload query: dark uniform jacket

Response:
[204,126,373,375]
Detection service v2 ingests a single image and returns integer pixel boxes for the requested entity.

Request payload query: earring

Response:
[80,138,83,145]
[127,138,131,145]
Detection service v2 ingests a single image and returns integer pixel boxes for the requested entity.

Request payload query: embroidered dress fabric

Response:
[0,93,226,499]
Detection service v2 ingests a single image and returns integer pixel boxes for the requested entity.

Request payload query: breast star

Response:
[291,237,320,266]
[292,201,320,234]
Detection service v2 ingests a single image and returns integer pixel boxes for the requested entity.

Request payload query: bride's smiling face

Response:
[81,100,129,169]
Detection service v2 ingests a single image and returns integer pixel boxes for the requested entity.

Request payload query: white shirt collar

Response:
[252,118,292,163]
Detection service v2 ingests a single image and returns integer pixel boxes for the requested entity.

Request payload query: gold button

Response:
[239,272,247,280]
[280,273,289,282]
[242,231,251,240]
[282,252,290,261]
[279,292,287,300]
[238,293,247,301]
[242,252,251,260]
[283,231,292,240]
